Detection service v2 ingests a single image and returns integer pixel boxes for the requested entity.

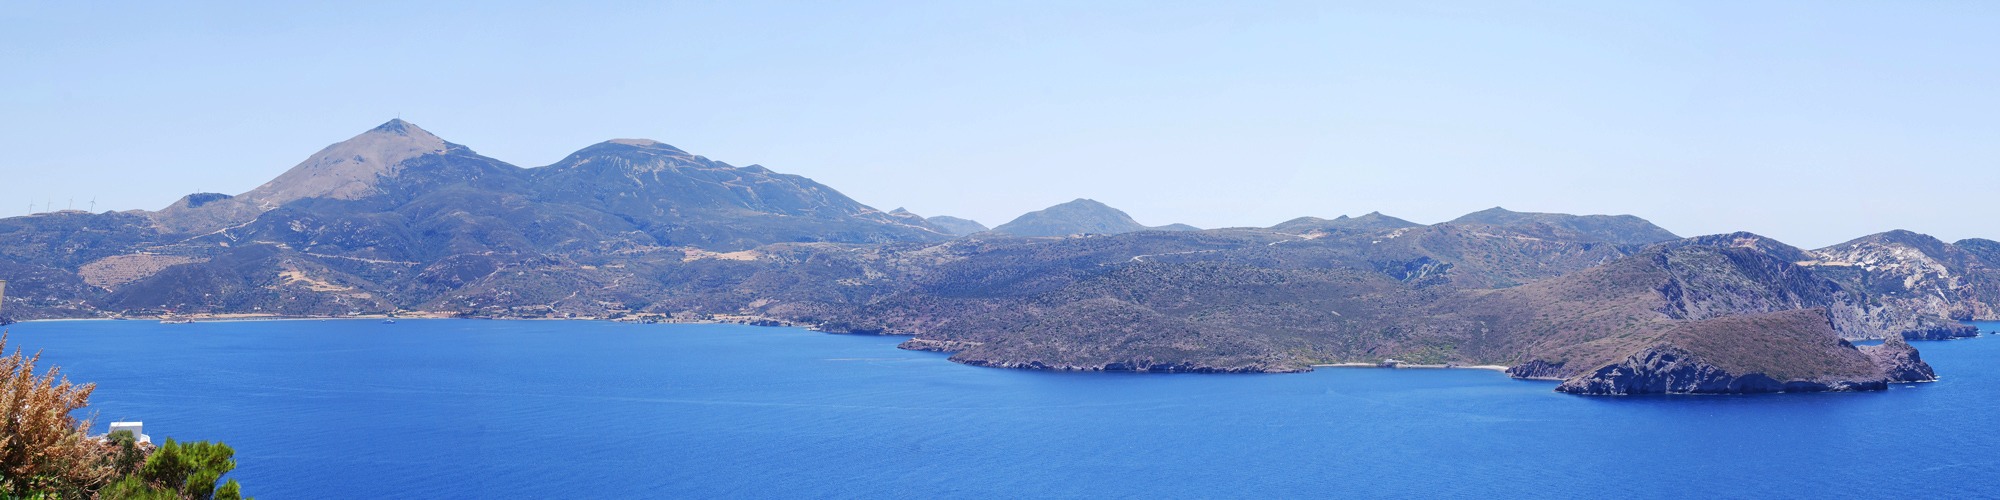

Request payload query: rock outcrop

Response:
[1552,310,1924,395]
[1556,345,1802,395]
[1504,360,1569,380]
[1804,230,2000,324]
[1860,335,1938,383]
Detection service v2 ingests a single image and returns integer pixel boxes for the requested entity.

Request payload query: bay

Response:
[6,319,1997,498]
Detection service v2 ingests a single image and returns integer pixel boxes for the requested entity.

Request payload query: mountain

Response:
[152,120,944,253]
[3,120,951,317]
[1955,238,2000,266]
[153,119,451,234]
[989,199,1197,237]
[921,215,989,236]
[0,118,1988,397]
[819,229,1966,392]
[1802,230,2000,324]
[1269,212,1422,234]
[1446,207,1680,245]
[529,138,946,249]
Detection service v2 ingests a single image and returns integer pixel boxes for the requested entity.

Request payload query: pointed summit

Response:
[238,119,450,208]
[151,119,455,233]
[372,118,419,134]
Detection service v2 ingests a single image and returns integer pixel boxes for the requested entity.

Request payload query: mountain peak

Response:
[1270,211,1421,233]
[239,120,450,206]
[546,140,697,171]
[992,199,1194,237]
[1446,207,1677,245]
[371,118,423,135]
[149,119,458,233]
[1820,229,1955,260]
[600,138,688,153]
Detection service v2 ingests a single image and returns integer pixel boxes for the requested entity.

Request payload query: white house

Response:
[108,421,150,444]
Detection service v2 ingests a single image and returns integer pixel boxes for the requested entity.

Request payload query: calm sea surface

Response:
[6,319,1998,498]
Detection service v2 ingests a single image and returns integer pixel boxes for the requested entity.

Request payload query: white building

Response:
[108,421,150,444]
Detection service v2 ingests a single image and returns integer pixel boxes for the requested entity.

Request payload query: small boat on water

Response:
[382,318,397,324]
[160,318,194,325]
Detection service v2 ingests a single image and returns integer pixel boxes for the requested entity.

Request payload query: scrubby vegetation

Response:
[0,336,247,499]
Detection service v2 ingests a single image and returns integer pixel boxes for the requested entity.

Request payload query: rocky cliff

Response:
[1860,335,1938,383]
[1805,230,2000,324]
[1554,309,1929,395]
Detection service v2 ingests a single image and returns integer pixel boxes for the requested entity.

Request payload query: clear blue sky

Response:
[4,1,1995,248]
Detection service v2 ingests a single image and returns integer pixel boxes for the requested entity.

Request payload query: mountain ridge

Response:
[0,119,1989,398]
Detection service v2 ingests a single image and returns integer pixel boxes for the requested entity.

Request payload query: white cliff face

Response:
[1800,232,1998,326]
[237,119,448,210]
[1810,243,1956,292]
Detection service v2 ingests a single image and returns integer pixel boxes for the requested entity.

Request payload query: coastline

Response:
[18,312,458,323]
[1311,362,1511,372]
[12,311,804,327]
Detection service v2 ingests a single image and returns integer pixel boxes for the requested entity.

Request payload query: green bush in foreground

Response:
[0,335,248,499]
[97,439,245,500]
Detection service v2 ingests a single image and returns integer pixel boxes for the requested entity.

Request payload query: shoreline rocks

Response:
[1553,345,1890,395]
[1861,335,1939,383]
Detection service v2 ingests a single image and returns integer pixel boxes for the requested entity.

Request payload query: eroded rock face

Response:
[1804,230,2000,326]
[1861,336,1938,383]
[1557,345,1786,395]
[1899,324,1980,341]
[1505,359,1570,380]
[949,357,1298,374]
[1554,344,1893,395]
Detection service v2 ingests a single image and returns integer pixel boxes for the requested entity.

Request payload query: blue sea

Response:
[6,319,1998,498]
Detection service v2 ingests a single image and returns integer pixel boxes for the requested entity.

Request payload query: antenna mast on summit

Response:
[90,198,96,212]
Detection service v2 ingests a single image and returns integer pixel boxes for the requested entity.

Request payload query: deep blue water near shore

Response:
[6,319,1999,498]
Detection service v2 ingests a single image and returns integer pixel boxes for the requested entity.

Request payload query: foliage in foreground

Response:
[0,335,247,499]
[97,438,244,500]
